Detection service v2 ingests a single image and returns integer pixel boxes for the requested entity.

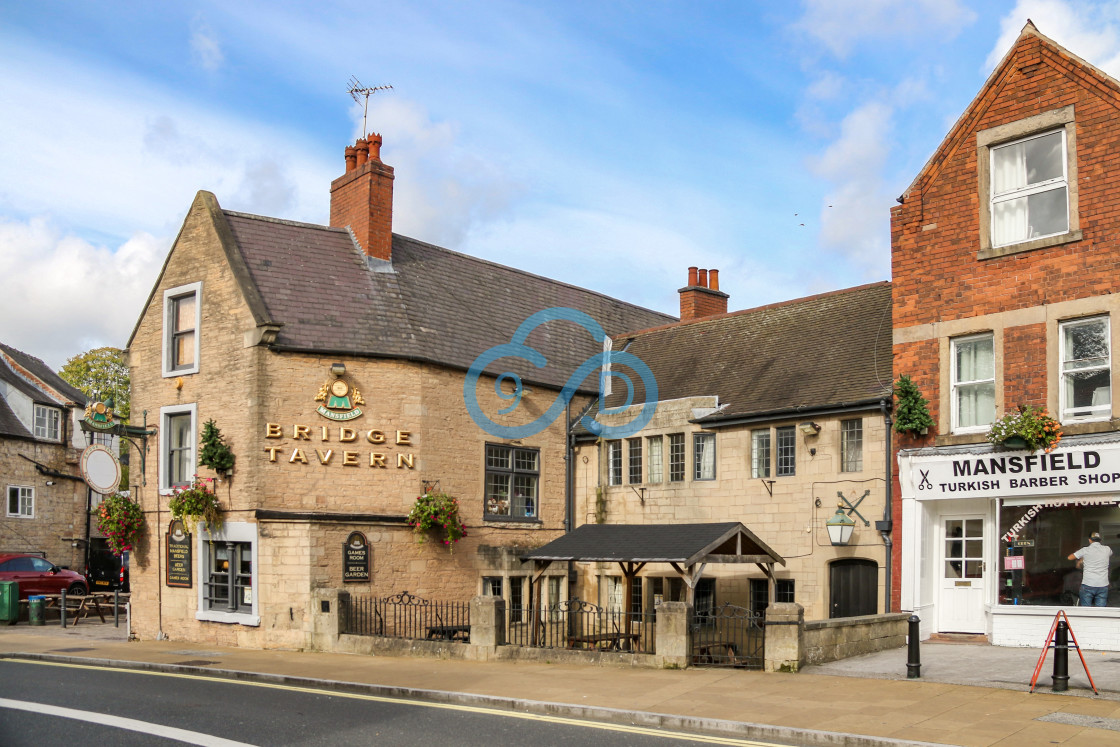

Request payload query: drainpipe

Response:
[564,398,573,533]
[878,398,893,613]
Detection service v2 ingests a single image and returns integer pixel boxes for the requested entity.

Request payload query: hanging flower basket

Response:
[94,493,143,556]
[986,406,1062,453]
[169,478,223,534]
[407,491,466,551]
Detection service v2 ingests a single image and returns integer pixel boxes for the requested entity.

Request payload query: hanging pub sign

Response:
[343,531,370,583]
[166,519,192,588]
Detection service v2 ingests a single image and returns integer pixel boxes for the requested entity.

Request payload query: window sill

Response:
[935,433,989,447]
[196,610,260,626]
[1059,420,1117,435]
[482,516,543,528]
[978,229,1082,260]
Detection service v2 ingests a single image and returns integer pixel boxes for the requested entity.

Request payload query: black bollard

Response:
[60,589,67,628]
[907,614,921,678]
[1052,620,1070,691]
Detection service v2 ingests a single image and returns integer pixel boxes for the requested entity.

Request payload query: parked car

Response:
[0,554,88,598]
[86,549,129,593]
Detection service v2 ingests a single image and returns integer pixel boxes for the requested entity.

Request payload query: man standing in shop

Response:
[1068,532,1113,607]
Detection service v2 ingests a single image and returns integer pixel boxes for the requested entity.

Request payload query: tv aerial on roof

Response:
[347,77,393,137]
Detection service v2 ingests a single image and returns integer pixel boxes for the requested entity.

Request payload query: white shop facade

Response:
[899,434,1120,649]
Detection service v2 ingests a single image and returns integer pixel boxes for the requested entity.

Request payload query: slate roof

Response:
[519,522,784,566]
[0,342,84,440]
[222,211,675,391]
[603,282,892,423]
[0,343,85,406]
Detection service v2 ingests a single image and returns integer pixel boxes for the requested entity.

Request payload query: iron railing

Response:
[690,603,764,669]
[505,598,655,654]
[341,591,471,641]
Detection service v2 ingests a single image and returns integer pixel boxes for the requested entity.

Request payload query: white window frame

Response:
[627,438,642,485]
[751,429,770,479]
[951,333,996,435]
[196,521,259,626]
[162,281,202,377]
[1060,315,1112,423]
[160,403,197,494]
[977,106,1079,260]
[989,129,1068,248]
[646,435,663,484]
[7,485,33,518]
[607,440,622,486]
[693,432,716,481]
[33,404,61,441]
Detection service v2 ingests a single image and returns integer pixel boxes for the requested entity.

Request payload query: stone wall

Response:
[803,613,909,666]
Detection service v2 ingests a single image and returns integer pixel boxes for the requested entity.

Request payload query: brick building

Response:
[0,343,92,570]
[125,134,670,648]
[892,23,1120,647]
[573,277,894,621]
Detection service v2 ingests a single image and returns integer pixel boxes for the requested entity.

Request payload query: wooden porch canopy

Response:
[519,522,786,609]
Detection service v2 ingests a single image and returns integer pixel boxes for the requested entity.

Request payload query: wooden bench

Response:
[566,632,640,651]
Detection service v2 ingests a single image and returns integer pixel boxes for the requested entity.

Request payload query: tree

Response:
[60,347,130,421]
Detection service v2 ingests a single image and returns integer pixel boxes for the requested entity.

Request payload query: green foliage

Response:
[407,491,466,550]
[987,405,1062,453]
[893,375,935,435]
[169,479,223,534]
[60,347,130,421]
[198,419,235,474]
[94,493,143,556]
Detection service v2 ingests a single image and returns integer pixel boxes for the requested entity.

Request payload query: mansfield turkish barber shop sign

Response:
[908,443,1120,500]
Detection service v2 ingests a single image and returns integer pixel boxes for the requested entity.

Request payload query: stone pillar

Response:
[310,589,348,652]
[470,595,505,648]
[655,601,691,668]
[765,602,804,672]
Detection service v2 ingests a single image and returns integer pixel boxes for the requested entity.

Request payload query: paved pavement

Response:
[4,620,1120,746]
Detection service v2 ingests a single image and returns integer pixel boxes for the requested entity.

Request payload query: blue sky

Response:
[3,0,1120,369]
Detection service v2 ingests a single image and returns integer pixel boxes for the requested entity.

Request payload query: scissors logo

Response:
[463,308,658,440]
[918,469,932,490]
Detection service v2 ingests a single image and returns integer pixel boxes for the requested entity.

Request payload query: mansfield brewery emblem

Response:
[83,399,116,430]
[315,368,365,421]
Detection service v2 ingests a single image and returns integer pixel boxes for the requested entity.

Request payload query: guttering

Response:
[691,397,887,429]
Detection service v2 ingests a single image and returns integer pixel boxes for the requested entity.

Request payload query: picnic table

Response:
[425,624,470,641]
[28,592,122,626]
[566,631,640,651]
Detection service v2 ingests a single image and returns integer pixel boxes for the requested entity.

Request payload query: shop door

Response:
[938,516,986,633]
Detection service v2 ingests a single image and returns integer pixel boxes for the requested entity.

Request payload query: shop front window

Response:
[998,499,1120,608]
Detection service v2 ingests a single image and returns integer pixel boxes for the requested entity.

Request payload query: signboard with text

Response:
[343,531,370,583]
[166,519,192,588]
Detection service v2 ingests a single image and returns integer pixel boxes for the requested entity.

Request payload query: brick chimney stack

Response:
[678,266,729,321]
[330,133,395,262]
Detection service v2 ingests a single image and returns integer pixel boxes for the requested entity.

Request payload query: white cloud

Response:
[987,0,1120,76]
[809,101,894,274]
[190,16,225,72]
[796,0,976,57]
[0,217,167,370]
[360,98,526,249]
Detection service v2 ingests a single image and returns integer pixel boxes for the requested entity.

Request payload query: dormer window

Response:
[162,281,201,377]
[33,404,60,441]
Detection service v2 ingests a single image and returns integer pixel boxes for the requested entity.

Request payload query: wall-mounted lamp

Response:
[45,480,55,486]
[799,421,821,436]
[330,362,346,377]
[826,504,856,546]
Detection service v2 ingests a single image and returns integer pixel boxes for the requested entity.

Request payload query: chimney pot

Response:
[709,269,719,291]
[354,138,369,167]
[344,146,357,173]
[368,132,383,162]
[688,266,698,286]
[698,269,708,288]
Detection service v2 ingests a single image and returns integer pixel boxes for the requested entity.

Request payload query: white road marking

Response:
[0,697,257,747]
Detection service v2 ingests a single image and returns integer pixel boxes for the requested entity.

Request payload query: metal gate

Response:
[689,603,764,668]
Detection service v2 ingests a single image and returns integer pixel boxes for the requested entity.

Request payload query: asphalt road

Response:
[0,659,783,746]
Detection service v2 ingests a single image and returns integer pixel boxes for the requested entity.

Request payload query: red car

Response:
[0,554,88,599]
